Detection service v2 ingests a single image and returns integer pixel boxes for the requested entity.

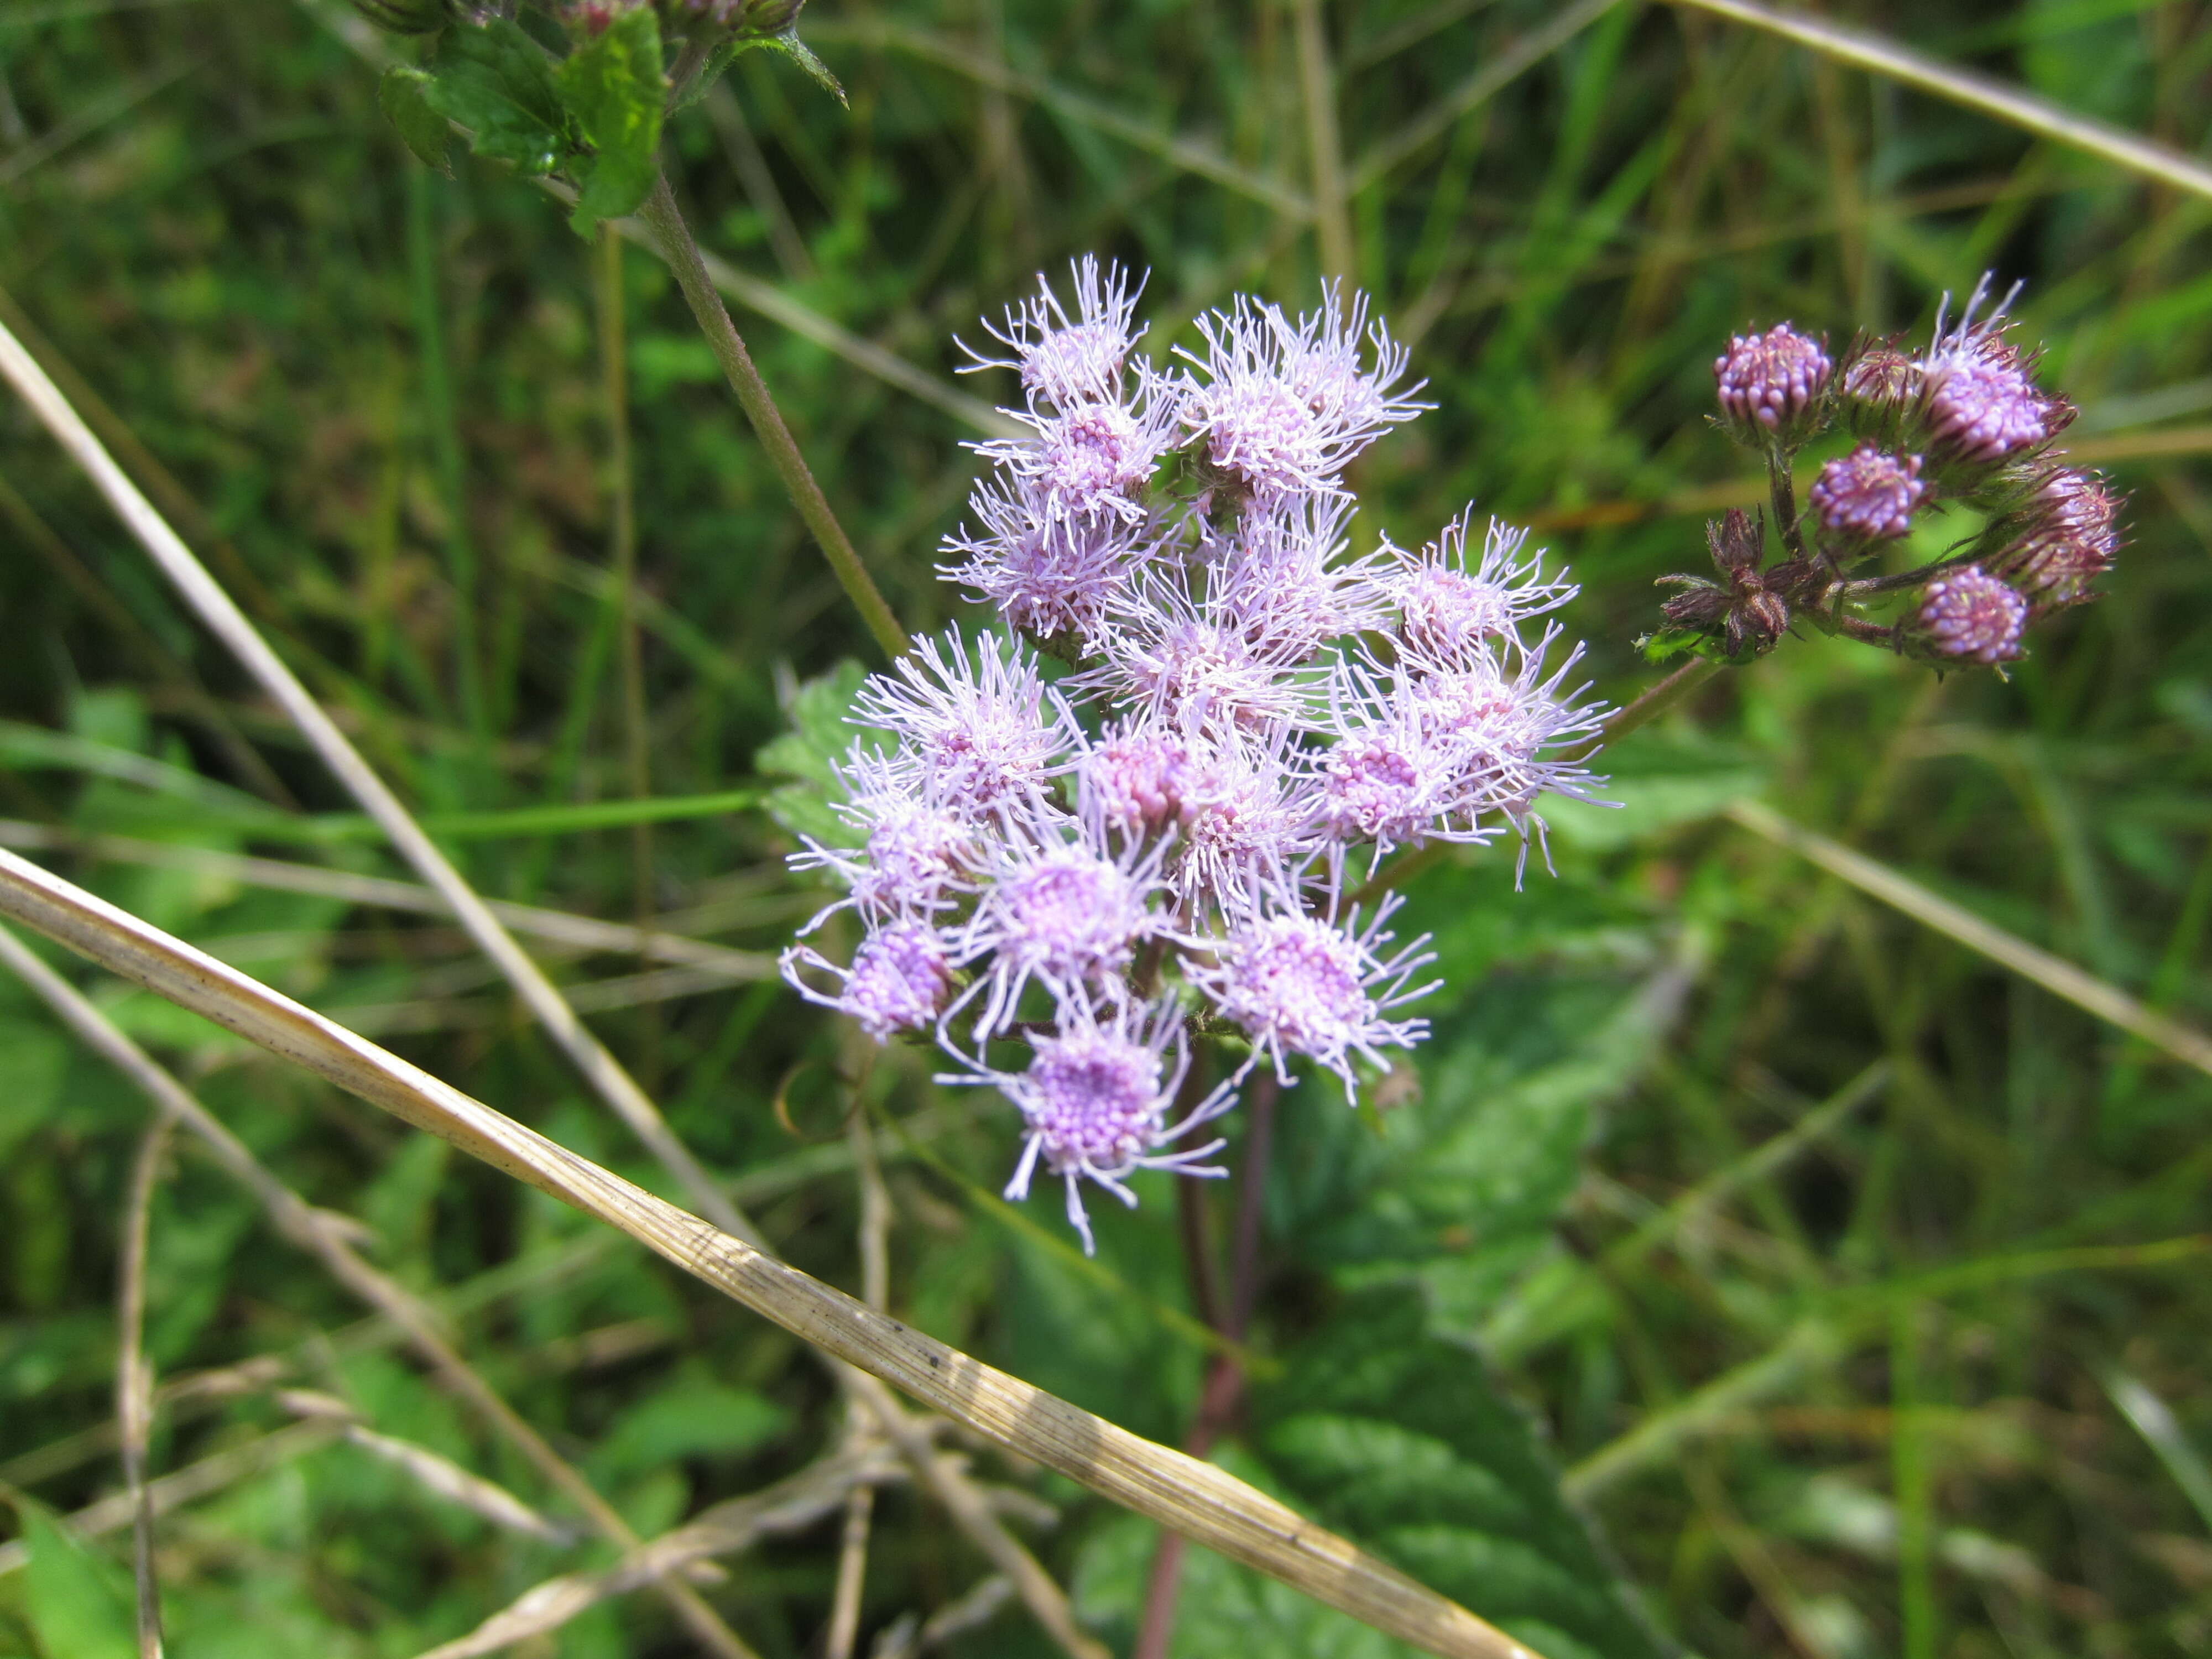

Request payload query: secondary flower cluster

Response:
[1661,278,2122,667]
[782,260,1608,1250]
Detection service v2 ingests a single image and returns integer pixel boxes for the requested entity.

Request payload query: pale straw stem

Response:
[0,847,1544,1659]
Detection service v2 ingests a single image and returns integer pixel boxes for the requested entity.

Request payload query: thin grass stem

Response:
[1667,0,2212,206]
[634,174,908,660]
[1726,799,2212,1079]
[0,307,766,1250]
[116,1115,170,1659]
[1292,0,1353,283]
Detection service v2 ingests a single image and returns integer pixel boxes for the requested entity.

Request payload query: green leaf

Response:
[1542,731,1766,852]
[757,659,874,847]
[422,19,572,176]
[15,1499,135,1659]
[0,1022,69,1161]
[673,28,846,115]
[1275,958,1678,1332]
[588,1373,791,1479]
[1249,1285,1671,1659]
[378,66,452,175]
[555,8,669,232]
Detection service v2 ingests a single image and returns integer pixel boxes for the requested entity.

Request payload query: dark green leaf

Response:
[673,28,845,114]
[422,19,571,176]
[587,1374,790,1478]
[378,65,452,175]
[555,8,669,232]
[1251,1285,1671,1659]
[1276,959,1678,1332]
[757,659,874,846]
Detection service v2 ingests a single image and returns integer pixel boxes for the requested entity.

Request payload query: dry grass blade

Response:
[0,847,1545,1659]
[1727,799,2212,1079]
[0,1422,344,1577]
[1667,0,2212,204]
[0,924,757,1659]
[0,821,774,980]
[116,1116,170,1659]
[275,1388,576,1543]
[0,305,763,1258]
[415,1443,912,1659]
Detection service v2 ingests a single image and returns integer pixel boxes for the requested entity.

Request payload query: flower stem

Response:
[1136,1071,1280,1659]
[1590,653,1726,752]
[636,174,908,660]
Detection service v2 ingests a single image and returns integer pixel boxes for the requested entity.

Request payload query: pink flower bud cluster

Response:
[782,260,1609,1251]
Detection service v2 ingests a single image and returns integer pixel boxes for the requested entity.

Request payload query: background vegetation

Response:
[2,1,2210,1656]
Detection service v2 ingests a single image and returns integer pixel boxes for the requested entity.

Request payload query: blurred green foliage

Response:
[1,1,2210,1656]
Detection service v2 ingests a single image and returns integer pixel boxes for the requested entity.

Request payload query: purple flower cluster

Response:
[1674,275,2123,673]
[782,260,1609,1250]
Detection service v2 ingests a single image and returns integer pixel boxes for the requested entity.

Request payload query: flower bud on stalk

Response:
[659,0,803,29]
[1808,445,1926,559]
[1713,325,1833,451]
[1663,274,2122,673]
[1905,566,2028,666]
[1657,508,1795,659]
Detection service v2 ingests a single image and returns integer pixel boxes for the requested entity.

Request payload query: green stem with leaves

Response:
[636,174,907,660]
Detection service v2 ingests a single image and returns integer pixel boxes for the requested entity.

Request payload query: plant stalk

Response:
[636,174,907,660]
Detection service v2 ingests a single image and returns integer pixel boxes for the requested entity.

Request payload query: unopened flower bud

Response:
[1923,340,2052,466]
[1996,468,2120,607]
[1913,566,2027,665]
[1809,445,1925,548]
[659,0,801,33]
[1658,508,1791,658]
[1714,325,1832,449]
[1843,347,1917,407]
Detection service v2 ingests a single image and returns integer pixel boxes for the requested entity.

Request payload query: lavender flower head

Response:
[781,262,1610,1251]
[1916,566,2028,664]
[1810,445,1926,545]
[1715,324,1831,444]
[1919,277,2058,465]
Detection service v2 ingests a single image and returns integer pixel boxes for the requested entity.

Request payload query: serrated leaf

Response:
[761,32,846,103]
[16,1499,135,1659]
[555,8,668,232]
[674,28,846,114]
[1275,962,1679,1331]
[422,19,572,176]
[378,66,451,175]
[757,659,877,847]
[1250,1285,1671,1659]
